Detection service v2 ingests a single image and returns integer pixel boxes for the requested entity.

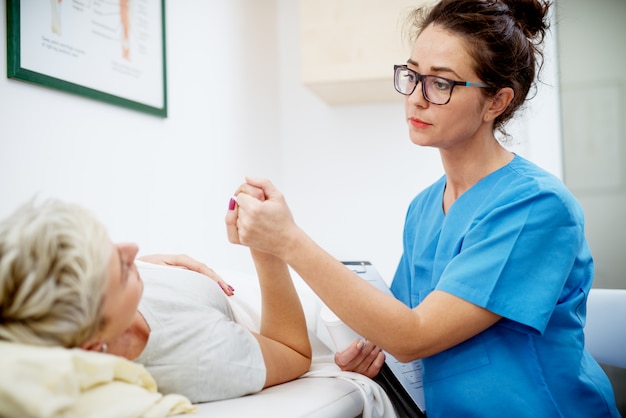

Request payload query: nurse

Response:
[227,0,621,417]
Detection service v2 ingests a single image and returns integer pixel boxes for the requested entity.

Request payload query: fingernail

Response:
[228,197,236,211]
[227,285,235,292]
[356,340,365,349]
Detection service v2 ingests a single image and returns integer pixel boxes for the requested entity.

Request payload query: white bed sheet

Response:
[192,376,364,418]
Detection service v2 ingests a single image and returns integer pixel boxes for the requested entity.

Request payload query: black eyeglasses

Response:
[394,65,490,105]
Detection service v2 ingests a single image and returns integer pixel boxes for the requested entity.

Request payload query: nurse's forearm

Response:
[282,229,422,360]
[283,229,502,361]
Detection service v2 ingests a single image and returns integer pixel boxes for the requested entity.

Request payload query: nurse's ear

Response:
[483,87,514,123]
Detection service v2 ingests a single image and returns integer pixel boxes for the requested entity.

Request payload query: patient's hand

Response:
[228,178,300,259]
[225,179,266,246]
[138,254,235,296]
[334,339,386,379]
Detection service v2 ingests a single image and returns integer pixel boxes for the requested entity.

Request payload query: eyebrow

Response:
[406,59,462,79]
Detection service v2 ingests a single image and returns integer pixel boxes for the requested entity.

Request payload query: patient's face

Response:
[99,242,143,341]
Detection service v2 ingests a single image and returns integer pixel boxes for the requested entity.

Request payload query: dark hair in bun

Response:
[501,0,550,40]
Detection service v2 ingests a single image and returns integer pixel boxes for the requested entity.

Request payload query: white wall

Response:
[0,1,562,282]
[556,3,626,404]
[557,0,626,290]
[0,1,282,275]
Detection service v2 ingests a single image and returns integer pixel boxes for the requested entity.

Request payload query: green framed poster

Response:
[6,0,167,117]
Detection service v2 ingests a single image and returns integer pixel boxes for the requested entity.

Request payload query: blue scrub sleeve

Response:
[436,187,586,334]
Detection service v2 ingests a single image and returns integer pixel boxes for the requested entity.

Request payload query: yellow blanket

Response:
[0,341,197,418]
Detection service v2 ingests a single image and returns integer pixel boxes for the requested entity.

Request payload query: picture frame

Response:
[6,0,167,117]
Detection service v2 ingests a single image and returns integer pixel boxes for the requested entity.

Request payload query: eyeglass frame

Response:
[393,64,491,105]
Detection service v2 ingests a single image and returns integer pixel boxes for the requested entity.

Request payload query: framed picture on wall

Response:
[6,0,167,117]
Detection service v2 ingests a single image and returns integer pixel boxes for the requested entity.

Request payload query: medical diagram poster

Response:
[7,0,167,117]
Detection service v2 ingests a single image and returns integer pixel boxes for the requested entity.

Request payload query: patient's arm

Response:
[226,184,311,385]
[250,249,312,387]
[137,253,234,296]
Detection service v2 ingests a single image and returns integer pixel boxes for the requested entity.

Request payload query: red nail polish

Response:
[228,198,236,211]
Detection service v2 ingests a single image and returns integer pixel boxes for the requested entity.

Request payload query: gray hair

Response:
[0,199,111,347]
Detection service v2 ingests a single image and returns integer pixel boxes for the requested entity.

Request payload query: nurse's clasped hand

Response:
[226,177,302,260]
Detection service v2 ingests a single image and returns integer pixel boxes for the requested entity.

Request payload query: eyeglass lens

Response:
[394,67,452,105]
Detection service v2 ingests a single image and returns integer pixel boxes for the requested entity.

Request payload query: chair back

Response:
[584,288,626,368]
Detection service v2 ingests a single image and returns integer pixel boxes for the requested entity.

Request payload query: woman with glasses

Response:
[228,0,620,417]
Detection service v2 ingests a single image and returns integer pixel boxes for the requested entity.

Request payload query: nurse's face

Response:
[403,24,491,150]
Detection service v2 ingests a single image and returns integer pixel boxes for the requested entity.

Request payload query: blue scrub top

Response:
[390,155,619,418]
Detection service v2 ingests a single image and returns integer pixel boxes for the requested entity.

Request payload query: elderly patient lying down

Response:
[0,199,312,403]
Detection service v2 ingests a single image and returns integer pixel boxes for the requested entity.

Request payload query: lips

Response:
[408,117,431,129]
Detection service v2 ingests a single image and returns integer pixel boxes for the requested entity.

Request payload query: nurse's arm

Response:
[282,231,502,363]
[403,290,502,360]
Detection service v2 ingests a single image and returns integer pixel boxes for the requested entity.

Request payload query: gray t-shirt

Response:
[134,261,266,403]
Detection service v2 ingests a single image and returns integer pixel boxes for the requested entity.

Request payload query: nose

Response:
[117,242,139,261]
[408,80,428,107]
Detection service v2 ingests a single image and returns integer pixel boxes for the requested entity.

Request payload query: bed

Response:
[0,268,393,418]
